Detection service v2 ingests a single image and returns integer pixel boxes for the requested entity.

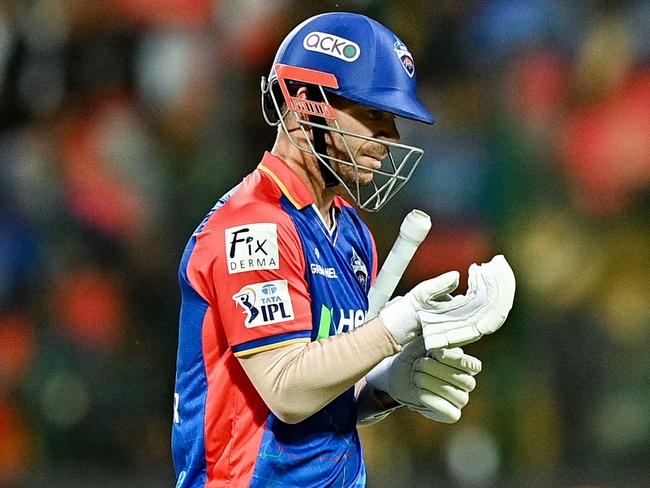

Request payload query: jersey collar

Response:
[258,152,344,210]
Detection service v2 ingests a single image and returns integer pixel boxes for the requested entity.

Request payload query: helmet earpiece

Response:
[261,76,283,126]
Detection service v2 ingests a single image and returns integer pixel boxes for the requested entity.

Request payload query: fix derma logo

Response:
[225,223,280,274]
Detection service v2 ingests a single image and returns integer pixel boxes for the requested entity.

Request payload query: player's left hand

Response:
[417,255,516,350]
[379,255,515,350]
[365,339,481,423]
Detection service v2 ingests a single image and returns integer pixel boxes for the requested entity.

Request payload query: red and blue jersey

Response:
[172,152,378,487]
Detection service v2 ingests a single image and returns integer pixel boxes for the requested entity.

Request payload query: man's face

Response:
[324,96,400,187]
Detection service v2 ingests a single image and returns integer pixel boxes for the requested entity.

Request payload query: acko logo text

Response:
[303,31,361,62]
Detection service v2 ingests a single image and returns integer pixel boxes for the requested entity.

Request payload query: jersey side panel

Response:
[173,233,210,487]
[174,185,243,487]
[199,304,268,487]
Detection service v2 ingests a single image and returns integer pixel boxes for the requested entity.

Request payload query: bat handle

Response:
[367,209,431,317]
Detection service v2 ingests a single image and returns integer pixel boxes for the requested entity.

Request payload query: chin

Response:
[335,165,374,188]
[359,174,375,186]
[346,174,373,188]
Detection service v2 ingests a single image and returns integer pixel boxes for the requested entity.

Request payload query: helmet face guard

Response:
[261,12,435,212]
[262,64,425,212]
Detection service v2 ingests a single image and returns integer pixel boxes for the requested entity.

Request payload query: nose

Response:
[376,116,400,142]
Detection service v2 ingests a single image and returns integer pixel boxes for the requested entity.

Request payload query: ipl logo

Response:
[232,280,295,328]
[232,287,260,325]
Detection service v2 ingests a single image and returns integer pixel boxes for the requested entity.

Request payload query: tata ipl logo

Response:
[232,280,294,328]
[303,31,361,62]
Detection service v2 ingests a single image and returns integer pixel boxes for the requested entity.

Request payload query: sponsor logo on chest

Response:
[318,305,367,337]
[232,280,294,327]
[225,223,279,274]
[310,263,338,279]
[337,308,366,333]
[310,246,338,279]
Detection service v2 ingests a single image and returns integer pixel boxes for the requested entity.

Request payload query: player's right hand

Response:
[378,271,460,345]
[365,339,481,423]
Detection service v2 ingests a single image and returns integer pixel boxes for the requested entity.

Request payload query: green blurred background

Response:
[1,0,649,486]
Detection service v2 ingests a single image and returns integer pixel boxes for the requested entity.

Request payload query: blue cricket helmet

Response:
[270,12,435,124]
[261,12,434,212]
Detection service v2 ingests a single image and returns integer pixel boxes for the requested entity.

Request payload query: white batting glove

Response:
[379,255,515,349]
[420,255,516,350]
[379,271,460,345]
[365,339,481,423]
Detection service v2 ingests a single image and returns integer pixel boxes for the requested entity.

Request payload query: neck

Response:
[271,135,336,226]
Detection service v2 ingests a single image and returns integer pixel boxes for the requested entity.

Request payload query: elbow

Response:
[271,409,312,424]
[269,404,311,425]
[276,413,308,425]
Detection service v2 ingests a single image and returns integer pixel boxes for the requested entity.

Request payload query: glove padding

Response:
[419,255,516,350]
[379,271,459,345]
[365,339,481,424]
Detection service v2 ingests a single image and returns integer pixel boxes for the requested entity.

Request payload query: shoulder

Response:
[201,169,298,239]
[184,169,305,300]
[191,170,304,273]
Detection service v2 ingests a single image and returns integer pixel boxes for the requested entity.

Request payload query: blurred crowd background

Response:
[1,0,649,486]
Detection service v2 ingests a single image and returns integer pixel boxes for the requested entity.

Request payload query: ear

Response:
[293,86,311,122]
[280,86,311,136]
[295,86,309,99]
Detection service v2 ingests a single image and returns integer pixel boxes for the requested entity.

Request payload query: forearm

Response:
[238,317,401,424]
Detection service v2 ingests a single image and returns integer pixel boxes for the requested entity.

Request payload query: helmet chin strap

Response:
[311,116,339,188]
